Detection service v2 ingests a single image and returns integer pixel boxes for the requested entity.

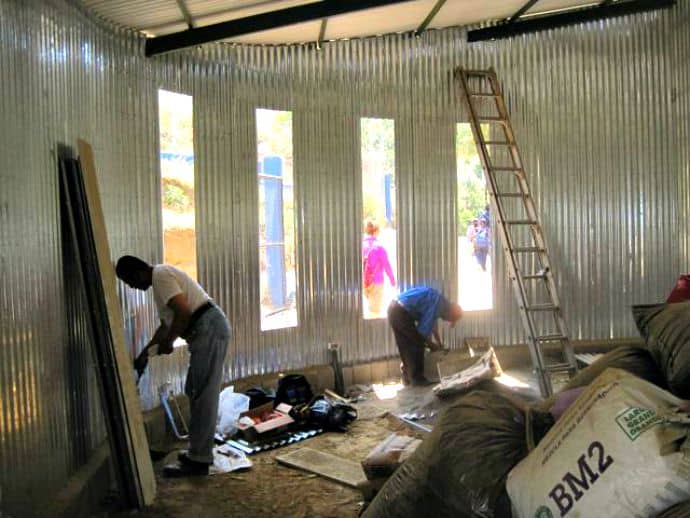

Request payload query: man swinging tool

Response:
[116,255,231,477]
[388,286,463,386]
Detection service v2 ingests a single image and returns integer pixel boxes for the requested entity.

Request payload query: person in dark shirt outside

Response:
[474,218,490,271]
[387,286,463,385]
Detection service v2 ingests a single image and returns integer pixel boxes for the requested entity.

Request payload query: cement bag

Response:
[507,369,690,518]
[534,345,667,414]
[563,345,667,392]
[363,386,554,518]
[654,501,690,518]
[634,302,690,398]
[433,347,502,397]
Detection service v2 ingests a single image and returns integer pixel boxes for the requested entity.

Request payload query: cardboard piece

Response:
[237,402,294,441]
[276,447,367,488]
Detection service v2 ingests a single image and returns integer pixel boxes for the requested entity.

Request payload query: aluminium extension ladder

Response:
[456,67,578,397]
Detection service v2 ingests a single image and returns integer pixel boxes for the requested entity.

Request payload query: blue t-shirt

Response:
[396,287,449,338]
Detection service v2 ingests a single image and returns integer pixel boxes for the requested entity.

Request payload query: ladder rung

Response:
[505,220,537,225]
[495,192,525,198]
[478,117,507,124]
[469,92,499,98]
[483,140,513,145]
[545,363,574,373]
[523,267,550,280]
[463,69,493,77]
[513,247,542,253]
[490,166,522,173]
[525,303,558,312]
[535,334,567,342]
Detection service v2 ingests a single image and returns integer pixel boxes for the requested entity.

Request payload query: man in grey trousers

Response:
[116,255,231,477]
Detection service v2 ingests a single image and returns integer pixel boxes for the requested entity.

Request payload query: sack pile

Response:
[363,386,554,518]
[365,284,690,518]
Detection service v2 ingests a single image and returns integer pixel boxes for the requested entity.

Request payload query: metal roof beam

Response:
[145,0,415,57]
[316,18,328,49]
[467,0,675,43]
[414,0,447,36]
[508,0,541,23]
[175,0,195,29]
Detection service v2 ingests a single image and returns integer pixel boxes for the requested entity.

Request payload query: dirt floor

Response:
[116,368,543,518]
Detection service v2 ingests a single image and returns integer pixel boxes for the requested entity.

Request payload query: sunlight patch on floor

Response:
[373,382,404,400]
[495,373,530,389]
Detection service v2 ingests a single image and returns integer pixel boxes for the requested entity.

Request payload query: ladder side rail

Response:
[456,69,552,388]
[487,71,577,372]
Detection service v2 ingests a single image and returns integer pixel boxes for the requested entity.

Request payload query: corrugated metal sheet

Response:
[1,0,689,513]
[0,0,159,513]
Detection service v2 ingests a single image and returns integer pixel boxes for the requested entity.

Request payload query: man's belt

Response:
[182,301,214,338]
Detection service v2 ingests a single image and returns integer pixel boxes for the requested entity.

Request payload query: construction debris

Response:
[276,448,367,489]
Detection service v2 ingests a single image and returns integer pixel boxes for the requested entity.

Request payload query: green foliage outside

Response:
[457,123,488,228]
[362,118,395,228]
[163,182,192,211]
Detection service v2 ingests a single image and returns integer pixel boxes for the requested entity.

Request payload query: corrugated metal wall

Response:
[0,0,160,512]
[1,0,689,513]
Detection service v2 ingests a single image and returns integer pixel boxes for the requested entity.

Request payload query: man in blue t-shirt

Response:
[387,287,463,385]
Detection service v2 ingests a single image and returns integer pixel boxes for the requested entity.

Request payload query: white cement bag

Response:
[433,347,502,397]
[507,368,690,518]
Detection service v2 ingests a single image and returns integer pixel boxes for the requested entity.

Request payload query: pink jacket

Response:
[363,236,395,287]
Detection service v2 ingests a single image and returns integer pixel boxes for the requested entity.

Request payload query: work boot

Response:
[163,452,211,477]
[410,377,434,387]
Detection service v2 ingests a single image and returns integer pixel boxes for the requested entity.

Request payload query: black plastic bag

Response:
[275,374,313,407]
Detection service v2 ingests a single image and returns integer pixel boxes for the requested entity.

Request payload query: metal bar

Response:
[413,0,448,35]
[317,18,328,49]
[175,0,195,29]
[467,0,676,42]
[395,415,432,433]
[508,0,541,23]
[146,0,415,56]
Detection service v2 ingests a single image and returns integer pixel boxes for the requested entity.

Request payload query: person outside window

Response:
[387,286,463,385]
[466,218,478,255]
[474,218,490,272]
[362,220,396,317]
[116,255,231,477]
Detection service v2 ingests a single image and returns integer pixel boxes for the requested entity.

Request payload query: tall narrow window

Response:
[256,109,297,331]
[361,118,397,320]
[457,123,493,310]
[158,90,196,279]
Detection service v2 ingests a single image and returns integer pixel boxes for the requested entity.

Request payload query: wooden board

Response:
[73,140,156,506]
[276,448,367,488]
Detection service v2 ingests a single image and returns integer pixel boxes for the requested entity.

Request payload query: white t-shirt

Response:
[152,265,210,327]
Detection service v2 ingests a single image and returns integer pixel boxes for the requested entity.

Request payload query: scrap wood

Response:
[276,448,367,488]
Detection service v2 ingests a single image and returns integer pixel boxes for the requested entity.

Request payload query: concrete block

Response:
[386,359,401,381]
[370,361,388,383]
[343,366,354,390]
[316,366,335,393]
[353,363,372,385]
